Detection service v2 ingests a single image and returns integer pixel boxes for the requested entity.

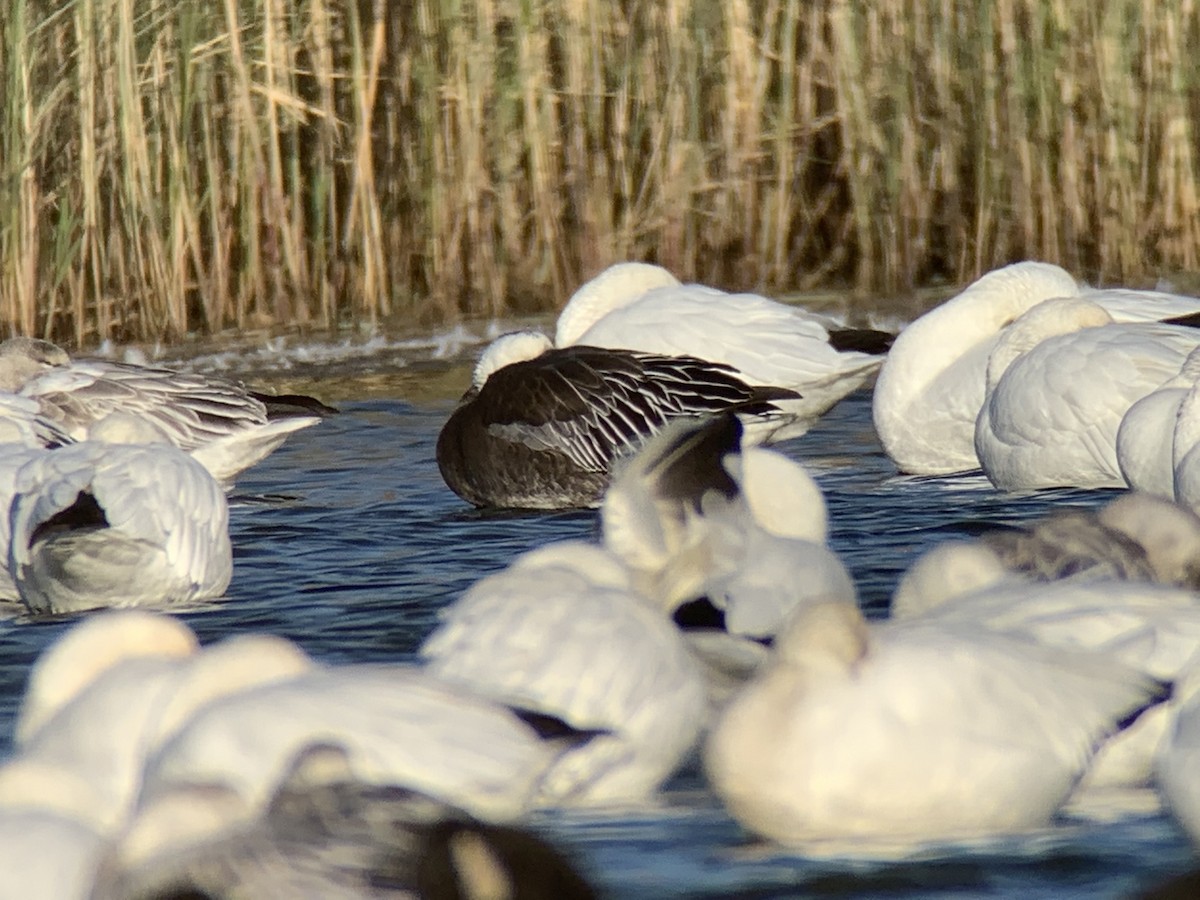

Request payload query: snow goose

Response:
[1156,678,1200,847]
[704,600,1170,846]
[0,807,107,900]
[139,664,601,825]
[892,576,1200,794]
[975,297,1200,489]
[893,494,1200,617]
[601,413,857,707]
[873,261,1200,475]
[0,337,335,485]
[420,539,708,805]
[555,262,894,442]
[94,743,597,900]
[436,331,800,508]
[1172,382,1200,514]
[1117,347,1200,497]
[7,414,233,613]
[3,612,313,833]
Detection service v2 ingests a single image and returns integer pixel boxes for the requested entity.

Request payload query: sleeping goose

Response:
[555,262,893,442]
[873,261,1200,476]
[975,297,1200,489]
[7,414,233,613]
[420,539,708,805]
[704,600,1170,846]
[1117,347,1200,497]
[0,337,335,485]
[436,331,800,508]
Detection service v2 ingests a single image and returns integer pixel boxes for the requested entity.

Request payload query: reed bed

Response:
[2,0,1200,344]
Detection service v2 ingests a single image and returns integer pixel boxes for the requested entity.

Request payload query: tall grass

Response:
[2,0,1200,345]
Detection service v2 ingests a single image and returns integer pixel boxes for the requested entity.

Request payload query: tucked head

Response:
[87,412,173,446]
[891,540,1013,618]
[1098,493,1200,588]
[0,338,70,391]
[16,611,199,746]
[471,331,553,388]
[773,599,870,672]
[554,262,682,346]
[985,296,1113,391]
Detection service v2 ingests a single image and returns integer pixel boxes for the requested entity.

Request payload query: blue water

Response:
[0,351,1194,897]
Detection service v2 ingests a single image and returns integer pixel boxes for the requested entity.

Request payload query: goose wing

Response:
[21,361,270,450]
[477,346,797,474]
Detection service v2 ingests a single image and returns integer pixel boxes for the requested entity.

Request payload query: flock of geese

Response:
[0,260,1200,896]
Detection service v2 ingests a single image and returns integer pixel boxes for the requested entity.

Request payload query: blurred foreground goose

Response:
[893,493,1200,614]
[92,743,597,900]
[3,612,313,834]
[555,262,894,442]
[0,337,336,485]
[892,575,1200,795]
[874,261,1200,476]
[975,297,1200,489]
[1156,681,1200,848]
[436,331,800,508]
[704,601,1170,847]
[421,539,708,806]
[7,415,233,614]
[140,662,603,825]
[601,413,857,707]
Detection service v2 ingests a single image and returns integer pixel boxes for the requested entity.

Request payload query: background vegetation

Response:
[2,0,1200,345]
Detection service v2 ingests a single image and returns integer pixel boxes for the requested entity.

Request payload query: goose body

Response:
[0,337,332,485]
[420,540,707,805]
[1156,686,1200,847]
[975,298,1200,489]
[436,332,799,508]
[873,261,1200,475]
[705,602,1169,845]
[7,422,233,613]
[140,664,596,824]
[556,263,892,442]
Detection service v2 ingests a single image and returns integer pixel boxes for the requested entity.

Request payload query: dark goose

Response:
[436,332,800,509]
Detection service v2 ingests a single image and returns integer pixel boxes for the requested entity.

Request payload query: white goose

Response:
[602,413,858,705]
[975,297,1200,489]
[1173,382,1200,514]
[873,261,1200,475]
[704,601,1169,846]
[436,331,800,508]
[893,494,1200,615]
[140,664,600,825]
[3,612,313,834]
[1156,678,1200,847]
[7,415,233,613]
[1117,347,1200,497]
[555,262,894,442]
[0,337,334,485]
[420,539,708,806]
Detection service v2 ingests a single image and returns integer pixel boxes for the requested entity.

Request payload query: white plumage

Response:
[0,337,326,485]
[873,261,1200,475]
[555,263,891,442]
[421,540,707,805]
[705,601,1169,846]
[975,297,1200,489]
[7,419,233,613]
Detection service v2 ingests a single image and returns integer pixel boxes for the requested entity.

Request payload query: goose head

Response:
[0,338,70,391]
[470,332,553,390]
[555,262,681,347]
[984,296,1114,392]
[890,540,1017,618]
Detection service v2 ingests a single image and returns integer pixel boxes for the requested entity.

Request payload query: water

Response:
[0,339,1195,897]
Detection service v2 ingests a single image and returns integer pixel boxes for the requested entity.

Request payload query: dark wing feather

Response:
[477,346,799,473]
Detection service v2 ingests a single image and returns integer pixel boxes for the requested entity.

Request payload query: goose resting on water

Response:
[873,260,1200,476]
[975,297,1200,489]
[436,331,801,508]
[555,262,894,442]
[0,337,336,485]
[705,600,1170,846]
[7,415,233,614]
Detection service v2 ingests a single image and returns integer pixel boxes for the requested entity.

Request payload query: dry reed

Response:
[2,0,1200,345]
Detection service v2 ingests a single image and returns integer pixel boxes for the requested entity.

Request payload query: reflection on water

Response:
[0,349,1193,896]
